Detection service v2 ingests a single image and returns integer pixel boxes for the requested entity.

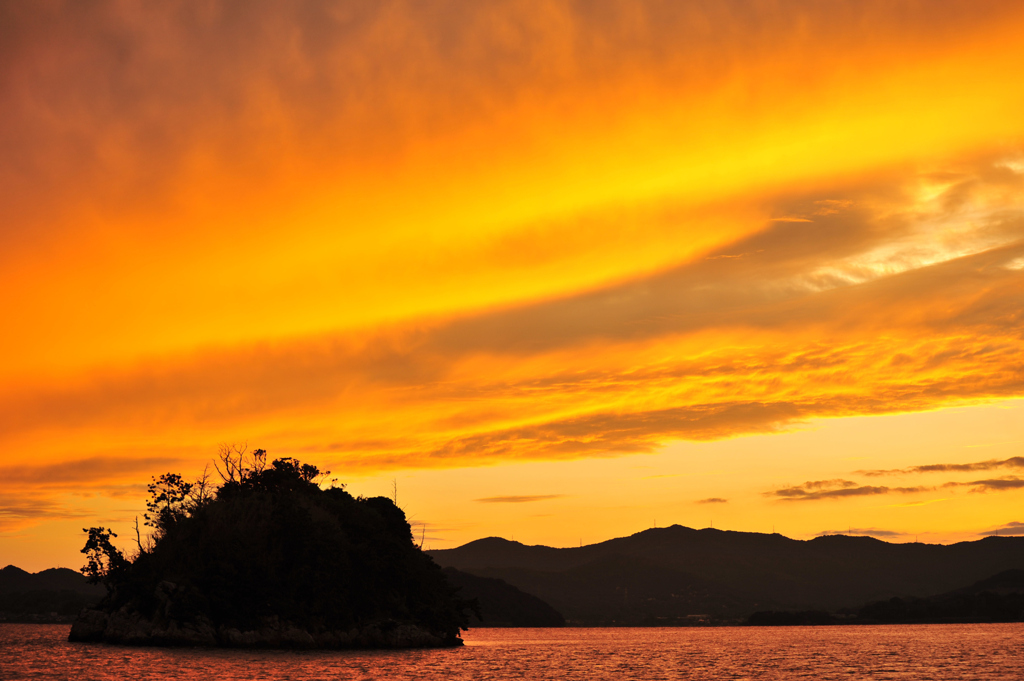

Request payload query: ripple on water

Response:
[2,623,1024,680]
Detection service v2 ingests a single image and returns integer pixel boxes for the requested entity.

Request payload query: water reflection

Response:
[3,623,1023,680]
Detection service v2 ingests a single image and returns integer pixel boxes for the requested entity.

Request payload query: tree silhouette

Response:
[144,473,193,537]
[80,527,128,590]
[76,449,470,647]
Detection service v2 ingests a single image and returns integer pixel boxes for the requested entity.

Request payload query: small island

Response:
[69,449,472,648]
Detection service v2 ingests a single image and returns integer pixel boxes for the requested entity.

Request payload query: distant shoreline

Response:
[7,619,1024,630]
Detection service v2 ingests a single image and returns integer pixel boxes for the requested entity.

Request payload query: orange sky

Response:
[3,1,1024,572]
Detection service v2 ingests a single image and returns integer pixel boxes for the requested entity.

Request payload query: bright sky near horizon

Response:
[4,1,1024,572]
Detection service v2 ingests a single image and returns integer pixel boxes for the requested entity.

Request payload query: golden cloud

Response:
[0,153,1022,476]
[2,4,1024,498]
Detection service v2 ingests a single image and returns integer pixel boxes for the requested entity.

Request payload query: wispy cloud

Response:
[768,479,932,502]
[943,476,1024,493]
[2,155,1022,479]
[980,521,1024,536]
[474,495,566,504]
[0,495,91,533]
[696,497,728,504]
[887,498,951,508]
[815,528,906,538]
[859,456,1024,477]
[0,456,186,488]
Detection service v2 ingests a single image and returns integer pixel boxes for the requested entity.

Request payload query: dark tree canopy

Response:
[81,527,128,588]
[78,449,471,647]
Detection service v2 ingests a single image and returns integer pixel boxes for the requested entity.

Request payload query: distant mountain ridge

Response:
[853,568,1024,624]
[0,565,104,596]
[751,569,1024,626]
[442,568,564,627]
[0,565,104,622]
[947,568,1024,596]
[427,526,1024,623]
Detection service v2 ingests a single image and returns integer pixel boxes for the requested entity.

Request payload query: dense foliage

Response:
[81,449,470,642]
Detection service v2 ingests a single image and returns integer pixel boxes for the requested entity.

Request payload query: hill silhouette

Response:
[0,566,103,622]
[750,569,1024,625]
[855,569,1024,624]
[1,565,104,596]
[70,450,472,648]
[442,567,564,627]
[428,525,1024,624]
[950,568,1024,596]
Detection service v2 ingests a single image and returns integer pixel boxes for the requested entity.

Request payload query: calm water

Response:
[2,623,1023,680]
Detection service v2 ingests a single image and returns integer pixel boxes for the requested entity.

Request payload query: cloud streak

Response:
[981,521,1024,536]
[943,477,1024,493]
[0,456,186,488]
[768,480,933,502]
[474,495,566,504]
[815,528,907,538]
[0,495,92,533]
[860,456,1024,477]
[1,153,1023,475]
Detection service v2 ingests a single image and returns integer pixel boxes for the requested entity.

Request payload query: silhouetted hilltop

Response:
[70,450,471,648]
[947,568,1024,596]
[0,566,104,622]
[751,569,1024,625]
[428,526,1024,623]
[855,569,1024,624]
[1,566,104,596]
[442,567,564,627]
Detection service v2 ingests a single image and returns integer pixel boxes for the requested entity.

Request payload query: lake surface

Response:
[2,623,1023,679]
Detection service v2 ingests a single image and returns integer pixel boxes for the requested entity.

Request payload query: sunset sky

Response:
[4,1,1024,572]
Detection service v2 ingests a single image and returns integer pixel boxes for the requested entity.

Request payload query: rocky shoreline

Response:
[69,607,461,649]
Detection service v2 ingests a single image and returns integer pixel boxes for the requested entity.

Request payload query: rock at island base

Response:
[69,607,461,649]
